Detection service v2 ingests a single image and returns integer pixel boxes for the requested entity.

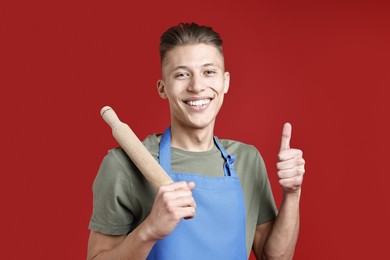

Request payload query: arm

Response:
[87,181,196,260]
[87,223,155,260]
[253,191,300,260]
[253,123,305,260]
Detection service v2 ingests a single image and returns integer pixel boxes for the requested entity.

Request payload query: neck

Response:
[170,122,215,152]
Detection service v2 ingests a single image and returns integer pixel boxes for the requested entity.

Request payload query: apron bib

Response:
[147,127,247,260]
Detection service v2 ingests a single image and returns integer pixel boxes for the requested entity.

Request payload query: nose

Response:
[187,74,205,93]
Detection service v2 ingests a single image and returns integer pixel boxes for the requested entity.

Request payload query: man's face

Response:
[158,44,230,130]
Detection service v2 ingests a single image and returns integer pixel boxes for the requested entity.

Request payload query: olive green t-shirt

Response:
[89,134,278,254]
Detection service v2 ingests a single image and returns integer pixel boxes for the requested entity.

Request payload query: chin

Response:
[186,119,215,130]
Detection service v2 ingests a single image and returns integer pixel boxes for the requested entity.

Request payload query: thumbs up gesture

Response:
[277,123,305,193]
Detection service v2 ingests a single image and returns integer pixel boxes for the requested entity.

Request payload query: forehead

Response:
[162,44,224,70]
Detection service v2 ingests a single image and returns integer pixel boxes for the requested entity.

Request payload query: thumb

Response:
[187,181,196,191]
[280,122,292,151]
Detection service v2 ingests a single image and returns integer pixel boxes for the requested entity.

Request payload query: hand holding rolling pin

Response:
[101,106,196,240]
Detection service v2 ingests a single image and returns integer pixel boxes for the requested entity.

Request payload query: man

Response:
[88,23,305,260]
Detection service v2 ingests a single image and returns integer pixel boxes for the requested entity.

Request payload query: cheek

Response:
[162,81,178,96]
[211,78,227,93]
[164,84,185,101]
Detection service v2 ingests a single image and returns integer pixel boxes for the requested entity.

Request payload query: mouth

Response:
[183,98,213,109]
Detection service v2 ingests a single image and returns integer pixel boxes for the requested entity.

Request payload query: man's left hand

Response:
[277,123,306,194]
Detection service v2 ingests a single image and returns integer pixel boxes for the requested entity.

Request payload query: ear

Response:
[157,80,167,99]
[223,71,230,94]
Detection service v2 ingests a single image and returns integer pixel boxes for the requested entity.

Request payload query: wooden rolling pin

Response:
[100,106,173,189]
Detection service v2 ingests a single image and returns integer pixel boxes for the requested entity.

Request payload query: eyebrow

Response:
[171,65,189,71]
[171,63,221,72]
[202,63,220,68]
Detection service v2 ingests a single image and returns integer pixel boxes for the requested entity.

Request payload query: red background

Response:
[1,0,388,259]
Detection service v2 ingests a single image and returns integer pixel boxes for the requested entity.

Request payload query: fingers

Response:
[277,151,305,170]
[157,181,196,214]
[147,181,196,239]
[277,163,305,192]
[277,123,306,193]
[187,181,196,190]
[277,166,305,179]
[160,187,196,209]
[280,122,292,152]
[278,148,303,162]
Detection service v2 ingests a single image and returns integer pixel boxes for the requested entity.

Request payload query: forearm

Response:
[263,190,301,260]
[89,220,157,260]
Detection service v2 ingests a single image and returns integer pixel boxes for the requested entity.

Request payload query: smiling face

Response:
[157,44,230,131]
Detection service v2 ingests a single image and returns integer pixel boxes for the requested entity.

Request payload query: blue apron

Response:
[147,127,247,260]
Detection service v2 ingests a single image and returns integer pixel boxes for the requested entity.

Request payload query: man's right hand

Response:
[87,181,196,260]
[144,181,196,240]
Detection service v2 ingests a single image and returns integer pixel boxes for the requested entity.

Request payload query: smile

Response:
[184,99,212,108]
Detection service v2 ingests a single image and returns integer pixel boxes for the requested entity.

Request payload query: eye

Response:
[174,72,190,79]
[204,69,217,76]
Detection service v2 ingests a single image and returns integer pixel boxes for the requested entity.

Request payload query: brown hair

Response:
[159,23,223,64]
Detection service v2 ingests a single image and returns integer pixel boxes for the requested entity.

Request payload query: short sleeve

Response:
[89,149,135,235]
[256,152,278,225]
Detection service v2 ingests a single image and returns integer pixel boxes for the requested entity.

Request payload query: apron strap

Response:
[159,127,237,177]
[159,127,172,174]
[213,136,237,177]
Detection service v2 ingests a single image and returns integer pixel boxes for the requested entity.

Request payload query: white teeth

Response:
[187,99,210,107]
